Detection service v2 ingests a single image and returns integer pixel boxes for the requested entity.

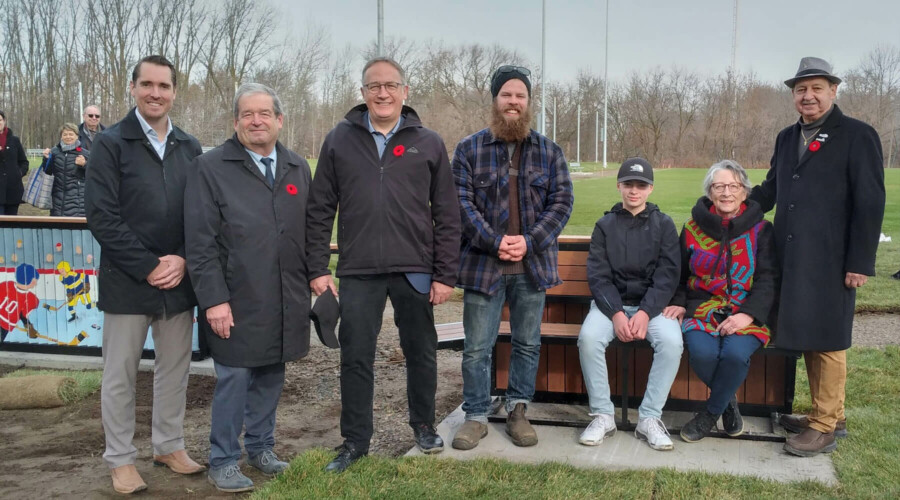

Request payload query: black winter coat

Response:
[85,109,202,315]
[42,144,90,216]
[750,105,885,351]
[587,202,680,319]
[185,136,312,367]
[307,104,461,286]
[0,129,29,205]
[78,122,105,150]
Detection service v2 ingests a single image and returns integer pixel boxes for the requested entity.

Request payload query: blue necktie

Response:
[261,157,274,188]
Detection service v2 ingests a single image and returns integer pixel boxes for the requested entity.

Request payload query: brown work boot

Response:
[452,420,488,450]
[506,403,538,447]
[780,414,848,438]
[153,449,206,474]
[110,464,147,494]
[783,427,837,457]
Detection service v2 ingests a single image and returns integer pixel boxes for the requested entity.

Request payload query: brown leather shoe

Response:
[783,427,837,457]
[506,403,538,447]
[780,414,847,438]
[153,449,206,475]
[452,420,489,450]
[110,464,147,494]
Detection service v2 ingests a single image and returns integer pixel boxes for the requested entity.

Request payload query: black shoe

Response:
[722,396,744,437]
[892,270,900,280]
[680,410,718,443]
[324,442,368,473]
[412,423,444,454]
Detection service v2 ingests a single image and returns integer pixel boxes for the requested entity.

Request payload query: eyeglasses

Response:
[363,82,404,94]
[87,114,100,118]
[710,183,744,194]
[495,65,531,77]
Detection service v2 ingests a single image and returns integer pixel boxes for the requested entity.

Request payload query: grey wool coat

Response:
[750,105,885,352]
[185,135,312,367]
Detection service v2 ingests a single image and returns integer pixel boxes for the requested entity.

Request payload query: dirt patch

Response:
[0,299,464,499]
[1,303,896,498]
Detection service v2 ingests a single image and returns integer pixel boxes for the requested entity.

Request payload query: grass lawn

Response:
[255,346,900,499]
[568,168,900,312]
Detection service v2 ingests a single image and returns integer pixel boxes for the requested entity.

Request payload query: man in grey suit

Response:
[185,83,311,492]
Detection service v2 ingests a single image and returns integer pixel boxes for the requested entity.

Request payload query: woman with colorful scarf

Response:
[40,123,90,216]
[0,110,31,215]
[662,159,778,443]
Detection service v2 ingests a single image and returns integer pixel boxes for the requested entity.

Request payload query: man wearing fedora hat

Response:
[451,65,573,450]
[751,56,885,457]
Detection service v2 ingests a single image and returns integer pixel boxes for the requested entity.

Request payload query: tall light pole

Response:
[602,0,610,168]
[377,0,384,56]
[540,0,547,135]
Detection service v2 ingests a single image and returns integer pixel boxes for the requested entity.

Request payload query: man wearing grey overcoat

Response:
[185,83,311,492]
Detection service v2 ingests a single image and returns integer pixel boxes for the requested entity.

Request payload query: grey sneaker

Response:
[207,464,254,493]
[248,449,289,476]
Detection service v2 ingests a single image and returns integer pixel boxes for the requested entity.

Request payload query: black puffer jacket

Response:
[41,144,90,216]
[0,128,29,205]
[586,202,680,319]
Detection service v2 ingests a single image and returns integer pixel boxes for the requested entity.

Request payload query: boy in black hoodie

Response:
[576,157,682,451]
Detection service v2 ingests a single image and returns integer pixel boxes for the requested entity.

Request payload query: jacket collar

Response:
[606,201,659,218]
[345,103,423,132]
[795,104,844,168]
[221,134,299,166]
[691,197,764,239]
[119,108,190,142]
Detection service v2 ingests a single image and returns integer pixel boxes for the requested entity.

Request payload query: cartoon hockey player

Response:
[56,260,93,322]
[0,263,41,343]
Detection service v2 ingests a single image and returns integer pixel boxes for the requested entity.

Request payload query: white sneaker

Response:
[579,414,616,446]
[635,416,674,451]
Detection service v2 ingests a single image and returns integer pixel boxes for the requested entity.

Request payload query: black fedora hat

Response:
[784,56,842,88]
[310,288,340,349]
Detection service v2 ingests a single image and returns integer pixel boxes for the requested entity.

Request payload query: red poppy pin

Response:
[75,147,82,152]
[808,141,821,152]
[393,145,405,157]
[286,184,298,195]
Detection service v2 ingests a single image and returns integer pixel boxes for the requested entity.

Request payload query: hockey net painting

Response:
[0,225,200,353]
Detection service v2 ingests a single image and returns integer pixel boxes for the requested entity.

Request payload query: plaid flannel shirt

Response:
[452,128,573,295]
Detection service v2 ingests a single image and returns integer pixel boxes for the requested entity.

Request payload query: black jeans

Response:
[0,204,20,215]
[338,273,438,449]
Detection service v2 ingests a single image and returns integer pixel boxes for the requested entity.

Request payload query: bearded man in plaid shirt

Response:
[451,65,573,451]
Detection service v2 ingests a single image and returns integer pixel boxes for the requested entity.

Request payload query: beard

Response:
[489,102,532,142]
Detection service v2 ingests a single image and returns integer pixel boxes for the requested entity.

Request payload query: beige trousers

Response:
[100,310,193,468]
[804,349,847,434]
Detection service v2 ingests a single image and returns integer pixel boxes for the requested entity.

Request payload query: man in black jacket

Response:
[78,105,105,150]
[577,158,682,451]
[751,57,885,457]
[85,55,204,495]
[186,83,311,493]
[307,57,461,472]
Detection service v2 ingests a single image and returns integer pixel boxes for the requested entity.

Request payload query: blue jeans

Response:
[683,329,761,415]
[577,303,683,419]
[461,274,545,422]
[209,361,285,469]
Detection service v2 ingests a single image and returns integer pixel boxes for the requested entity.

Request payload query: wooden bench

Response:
[481,236,797,428]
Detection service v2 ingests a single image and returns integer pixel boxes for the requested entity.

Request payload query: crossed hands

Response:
[612,310,651,342]
[146,255,185,290]
[498,235,527,262]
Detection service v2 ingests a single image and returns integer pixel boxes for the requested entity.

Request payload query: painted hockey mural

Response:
[0,224,200,352]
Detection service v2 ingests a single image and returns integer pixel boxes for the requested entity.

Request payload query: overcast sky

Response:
[273,0,900,85]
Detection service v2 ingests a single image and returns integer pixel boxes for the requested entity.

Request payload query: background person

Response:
[663,160,777,443]
[0,110,30,215]
[40,123,90,216]
[577,157,682,452]
[78,105,105,150]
